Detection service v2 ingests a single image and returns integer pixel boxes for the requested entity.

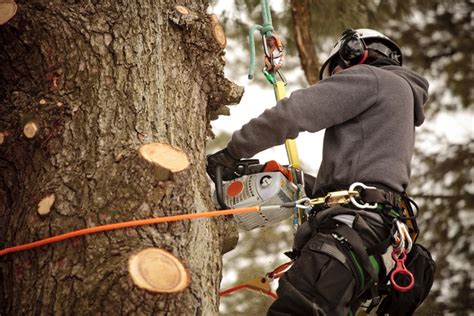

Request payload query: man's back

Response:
[315,64,429,193]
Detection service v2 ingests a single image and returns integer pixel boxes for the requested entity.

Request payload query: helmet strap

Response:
[357,50,369,65]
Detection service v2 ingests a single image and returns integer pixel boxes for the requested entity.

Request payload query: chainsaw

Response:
[213,159,305,231]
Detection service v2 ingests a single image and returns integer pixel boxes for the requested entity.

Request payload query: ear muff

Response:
[339,29,368,67]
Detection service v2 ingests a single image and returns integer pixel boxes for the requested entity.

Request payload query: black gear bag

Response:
[375,243,436,315]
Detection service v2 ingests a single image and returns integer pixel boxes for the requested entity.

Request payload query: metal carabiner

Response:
[395,220,413,253]
[393,229,405,253]
[390,250,415,292]
[349,182,378,209]
[294,197,311,210]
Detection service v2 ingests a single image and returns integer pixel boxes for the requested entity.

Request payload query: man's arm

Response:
[227,65,380,159]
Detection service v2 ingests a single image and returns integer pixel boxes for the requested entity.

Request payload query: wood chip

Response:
[37,194,55,215]
[128,248,190,293]
[138,143,190,173]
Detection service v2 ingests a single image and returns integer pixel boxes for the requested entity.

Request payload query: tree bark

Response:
[290,0,320,85]
[0,0,242,315]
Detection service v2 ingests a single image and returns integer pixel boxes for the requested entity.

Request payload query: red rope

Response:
[267,261,293,279]
[220,284,277,300]
[219,261,293,300]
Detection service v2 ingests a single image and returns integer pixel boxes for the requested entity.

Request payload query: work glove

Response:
[206,148,239,182]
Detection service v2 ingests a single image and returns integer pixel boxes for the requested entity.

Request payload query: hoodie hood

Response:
[380,65,429,126]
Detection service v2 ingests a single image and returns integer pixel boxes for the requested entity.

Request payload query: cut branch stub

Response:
[0,0,17,25]
[170,5,198,26]
[0,131,8,145]
[138,143,190,173]
[23,121,39,139]
[37,194,55,215]
[128,248,190,293]
[175,5,189,15]
[209,14,226,49]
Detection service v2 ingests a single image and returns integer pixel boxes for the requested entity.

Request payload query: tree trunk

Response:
[290,0,320,85]
[0,1,242,315]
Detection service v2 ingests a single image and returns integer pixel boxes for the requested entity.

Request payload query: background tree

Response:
[0,0,243,314]
[214,0,472,314]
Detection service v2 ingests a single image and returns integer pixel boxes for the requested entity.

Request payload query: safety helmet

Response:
[319,28,402,80]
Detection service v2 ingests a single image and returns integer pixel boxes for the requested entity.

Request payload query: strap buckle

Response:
[349,182,378,209]
[310,190,359,207]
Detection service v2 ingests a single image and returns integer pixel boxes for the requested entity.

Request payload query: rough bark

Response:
[0,0,242,315]
[290,0,320,85]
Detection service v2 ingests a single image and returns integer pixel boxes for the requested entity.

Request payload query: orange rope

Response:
[0,206,260,256]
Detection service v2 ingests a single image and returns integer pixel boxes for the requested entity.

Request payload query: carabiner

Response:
[395,220,413,253]
[294,197,311,210]
[349,182,378,209]
[390,250,415,292]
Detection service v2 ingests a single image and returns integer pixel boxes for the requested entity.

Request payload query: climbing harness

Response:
[218,181,420,301]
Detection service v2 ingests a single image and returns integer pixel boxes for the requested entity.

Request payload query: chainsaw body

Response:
[214,160,300,231]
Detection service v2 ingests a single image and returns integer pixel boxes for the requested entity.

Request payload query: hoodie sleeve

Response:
[227,65,380,159]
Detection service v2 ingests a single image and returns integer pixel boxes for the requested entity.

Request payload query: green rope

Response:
[248,0,274,79]
[261,0,273,36]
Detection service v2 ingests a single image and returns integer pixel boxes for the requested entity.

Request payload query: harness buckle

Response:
[310,190,359,207]
[349,182,379,209]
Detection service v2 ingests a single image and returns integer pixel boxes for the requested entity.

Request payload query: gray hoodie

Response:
[227,64,429,193]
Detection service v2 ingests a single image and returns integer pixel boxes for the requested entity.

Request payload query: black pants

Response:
[267,232,357,316]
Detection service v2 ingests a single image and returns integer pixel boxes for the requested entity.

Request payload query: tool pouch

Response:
[375,243,435,315]
[285,221,314,259]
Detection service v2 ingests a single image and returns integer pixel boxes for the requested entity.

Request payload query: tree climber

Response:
[207,28,430,315]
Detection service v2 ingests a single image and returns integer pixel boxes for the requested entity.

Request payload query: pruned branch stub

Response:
[138,142,190,173]
[128,248,190,293]
[23,121,39,139]
[0,0,17,25]
[209,14,226,49]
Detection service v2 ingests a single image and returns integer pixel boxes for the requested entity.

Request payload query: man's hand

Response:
[206,148,239,182]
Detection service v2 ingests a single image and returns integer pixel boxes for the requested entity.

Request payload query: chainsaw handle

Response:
[215,165,229,209]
